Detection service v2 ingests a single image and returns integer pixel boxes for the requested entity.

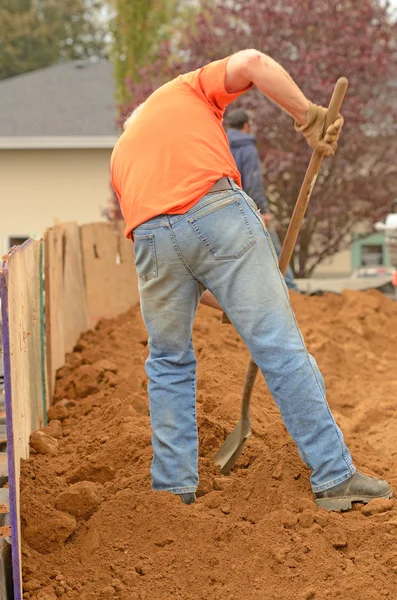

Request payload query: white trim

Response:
[0,136,118,149]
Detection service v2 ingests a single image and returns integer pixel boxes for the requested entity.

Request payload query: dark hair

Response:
[226,108,250,130]
[392,199,397,214]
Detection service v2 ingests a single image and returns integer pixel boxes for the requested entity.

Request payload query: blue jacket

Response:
[227,128,269,214]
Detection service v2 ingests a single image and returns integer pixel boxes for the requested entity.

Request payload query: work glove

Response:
[294,102,344,156]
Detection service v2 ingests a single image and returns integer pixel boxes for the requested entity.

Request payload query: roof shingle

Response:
[0,60,117,137]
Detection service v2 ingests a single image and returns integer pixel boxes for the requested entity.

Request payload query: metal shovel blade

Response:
[213,419,251,475]
[212,360,258,474]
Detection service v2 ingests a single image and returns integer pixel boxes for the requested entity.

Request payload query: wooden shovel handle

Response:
[278,77,348,275]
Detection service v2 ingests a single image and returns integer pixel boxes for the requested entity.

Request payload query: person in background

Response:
[226,108,298,291]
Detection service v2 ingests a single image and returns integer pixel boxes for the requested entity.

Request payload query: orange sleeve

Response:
[181,57,252,116]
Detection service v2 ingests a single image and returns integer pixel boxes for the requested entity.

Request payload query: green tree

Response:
[111,0,181,104]
[0,0,109,80]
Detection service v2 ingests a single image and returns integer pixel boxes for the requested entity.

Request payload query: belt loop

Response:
[227,177,236,189]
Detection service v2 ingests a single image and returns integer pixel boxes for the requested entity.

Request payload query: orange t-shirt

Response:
[110,57,251,237]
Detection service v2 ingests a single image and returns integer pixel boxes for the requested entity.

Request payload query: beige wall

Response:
[312,248,352,278]
[0,148,112,254]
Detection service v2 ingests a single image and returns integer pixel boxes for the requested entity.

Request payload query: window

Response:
[8,236,29,249]
[360,244,384,267]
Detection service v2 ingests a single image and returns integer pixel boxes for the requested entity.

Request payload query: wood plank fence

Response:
[0,222,138,599]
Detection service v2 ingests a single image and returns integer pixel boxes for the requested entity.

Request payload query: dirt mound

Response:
[20,290,397,599]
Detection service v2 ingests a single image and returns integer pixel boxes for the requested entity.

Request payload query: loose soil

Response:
[0,525,11,537]
[21,290,397,600]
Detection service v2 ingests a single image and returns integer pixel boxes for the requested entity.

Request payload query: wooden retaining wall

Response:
[0,222,138,599]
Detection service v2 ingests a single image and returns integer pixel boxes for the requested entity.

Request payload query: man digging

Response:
[111,49,392,510]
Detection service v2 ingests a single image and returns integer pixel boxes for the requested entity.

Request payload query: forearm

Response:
[247,53,310,125]
[226,50,309,125]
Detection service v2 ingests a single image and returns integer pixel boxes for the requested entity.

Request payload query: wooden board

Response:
[0,239,45,600]
[44,226,65,403]
[80,221,139,328]
[59,223,88,354]
[44,223,88,402]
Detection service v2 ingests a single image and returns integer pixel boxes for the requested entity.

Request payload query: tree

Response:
[111,0,181,104]
[0,0,109,81]
[117,0,397,276]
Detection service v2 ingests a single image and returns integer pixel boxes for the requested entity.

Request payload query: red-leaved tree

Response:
[116,0,397,276]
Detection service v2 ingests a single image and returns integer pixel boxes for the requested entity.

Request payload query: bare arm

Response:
[225,49,343,155]
[225,49,310,125]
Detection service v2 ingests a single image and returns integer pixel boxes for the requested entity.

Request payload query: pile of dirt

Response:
[20,290,397,600]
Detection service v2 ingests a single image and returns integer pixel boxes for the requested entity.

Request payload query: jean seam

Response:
[192,359,199,490]
[167,223,201,282]
[134,234,158,281]
[258,218,354,477]
[158,486,198,494]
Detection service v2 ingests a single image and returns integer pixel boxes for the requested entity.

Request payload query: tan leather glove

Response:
[294,103,344,156]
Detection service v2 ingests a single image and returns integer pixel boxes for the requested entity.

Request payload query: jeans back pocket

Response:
[134,234,158,281]
[188,197,255,260]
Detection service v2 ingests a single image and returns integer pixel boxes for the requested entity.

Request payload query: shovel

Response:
[213,77,349,475]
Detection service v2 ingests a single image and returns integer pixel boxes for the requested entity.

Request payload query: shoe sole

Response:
[315,489,393,511]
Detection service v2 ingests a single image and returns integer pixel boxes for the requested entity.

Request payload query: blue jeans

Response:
[133,182,355,494]
[267,226,299,291]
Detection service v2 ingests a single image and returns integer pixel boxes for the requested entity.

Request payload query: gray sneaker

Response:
[315,471,393,511]
[179,493,196,505]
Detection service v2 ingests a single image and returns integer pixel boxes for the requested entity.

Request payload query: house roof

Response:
[0,60,119,149]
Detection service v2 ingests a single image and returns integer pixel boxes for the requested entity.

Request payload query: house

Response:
[0,60,119,254]
[312,232,393,278]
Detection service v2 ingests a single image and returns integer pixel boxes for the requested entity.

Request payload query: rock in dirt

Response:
[37,586,57,600]
[67,463,115,484]
[96,359,118,373]
[202,494,221,509]
[55,481,100,520]
[361,498,394,516]
[47,399,75,422]
[314,510,329,528]
[23,579,41,592]
[354,550,375,568]
[280,509,298,528]
[122,571,139,587]
[154,538,175,548]
[24,511,77,554]
[298,509,315,528]
[213,477,231,491]
[30,431,58,455]
[74,365,101,398]
[40,419,63,439]
[100,585,116,599]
